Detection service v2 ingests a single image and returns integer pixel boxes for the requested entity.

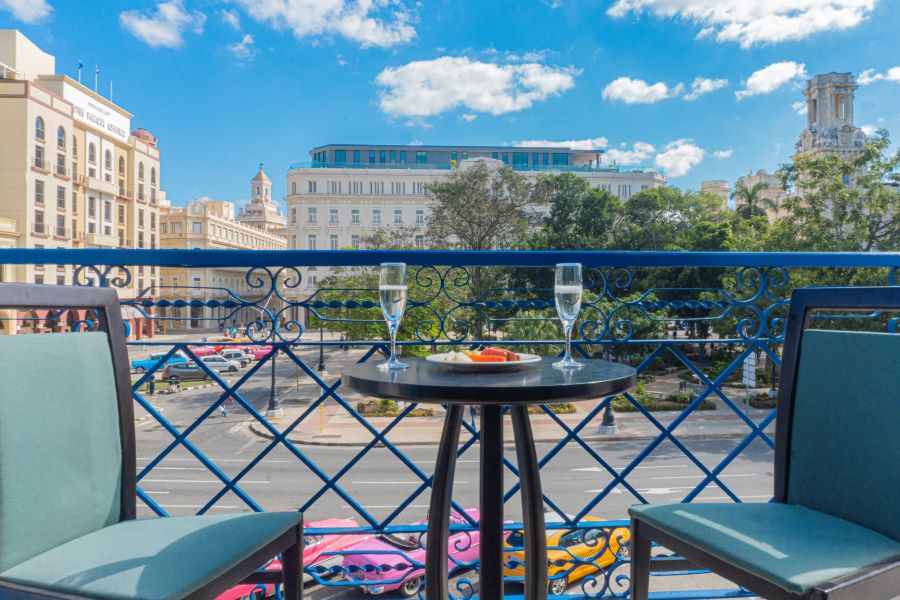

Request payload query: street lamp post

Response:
[266,346,283,418]
[598,401,619,434]
[317,326,327,373]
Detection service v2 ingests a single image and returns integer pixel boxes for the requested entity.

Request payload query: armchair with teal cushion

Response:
[0,284,304,600]
[629,286,900,600]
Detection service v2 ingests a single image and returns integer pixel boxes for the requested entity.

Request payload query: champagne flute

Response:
[553,263,584,369]
[379,262,409,371]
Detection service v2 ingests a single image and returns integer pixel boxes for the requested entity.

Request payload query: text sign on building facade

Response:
[62,83,130,143]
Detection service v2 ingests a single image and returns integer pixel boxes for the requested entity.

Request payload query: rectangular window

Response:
[492,152,499,160]
[462,151,468,160]
[35,180,45,204]
[350,234,359,248]
[161,223,168,234]
[542,152,549,165]
[334,149,347,163]
[372,209,381,224]
[56,213,65,236]
[56,185,65,208]
[118,205,125,225]
[415,235,424,248]
[88,197,96,218]
[150,213,156,230]
[502,152,509,164]
[290,208,297,224]
[35,146,44,169]
[192,222,202,234]
[308,207,317,223]
[329,208,339,223]
[416,151,427,164]
[34,210,44,234]
[308,180,317,193]
[451,151,458,162]
[137,231,144,248]
[369,150,376,163]
[416,209,425,224]
[138,209,144,227]
[329,234,339,250]
[353,150,360,164]
[394,209,403,224]
[552,153,569,166]
[351,209,360,223]
[379,150,386,164]
[103,201,111,222]
[138,183,144,201]
[512,152,528,167]
[399,151,406,164]
[532,152,539,165]
[307,234,316,250]
[390,150,396,164]
[71,190,77,213]
[56,153,65,176]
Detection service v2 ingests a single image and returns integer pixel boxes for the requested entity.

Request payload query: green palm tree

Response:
[731,181,775,219]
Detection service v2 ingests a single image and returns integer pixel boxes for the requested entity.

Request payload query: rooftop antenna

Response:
[109,80,113,101]
[94,65,99,92]
[77,60,82,84]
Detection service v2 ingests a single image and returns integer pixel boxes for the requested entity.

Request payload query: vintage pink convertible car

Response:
[341,509,480,597]
[217,517,371,600]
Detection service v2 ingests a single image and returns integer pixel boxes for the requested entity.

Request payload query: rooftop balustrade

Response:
[1,248,897,599]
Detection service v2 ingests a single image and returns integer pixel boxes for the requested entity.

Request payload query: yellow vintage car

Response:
[503,517,630,595]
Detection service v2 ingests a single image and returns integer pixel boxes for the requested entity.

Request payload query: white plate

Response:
[425,352,542,372]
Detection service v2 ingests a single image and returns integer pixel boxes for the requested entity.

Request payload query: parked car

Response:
[188,345,219,357]
[200,355,241,372]
[341,509,480,597]
[219,349,251,367]
[503,516,630,595]
[162,363,209,382]
[249,345,274,361]
[131,352,187,373]
[217,517,373,599]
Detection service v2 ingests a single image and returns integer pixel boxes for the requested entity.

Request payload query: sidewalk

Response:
[249,391,776,447]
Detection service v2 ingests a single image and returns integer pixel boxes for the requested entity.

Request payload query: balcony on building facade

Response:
[85,232,119,247]
[82,174,118,197]
[290,161,661,175]
[0,248,896,600]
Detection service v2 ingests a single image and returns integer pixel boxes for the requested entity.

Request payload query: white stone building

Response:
[284,144,665,289]
[794,72,866,161]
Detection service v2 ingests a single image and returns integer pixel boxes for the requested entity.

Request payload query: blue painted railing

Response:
[2,249,898,599]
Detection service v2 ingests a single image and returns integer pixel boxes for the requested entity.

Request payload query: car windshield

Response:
[378,533,420,550]
[506,530,524,548]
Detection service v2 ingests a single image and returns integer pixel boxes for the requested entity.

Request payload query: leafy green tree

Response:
[776,131,900,252]
[731,181,774,219]
[530,173,620,250]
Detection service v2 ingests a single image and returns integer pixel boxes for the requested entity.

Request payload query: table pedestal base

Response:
[426,405,548,600]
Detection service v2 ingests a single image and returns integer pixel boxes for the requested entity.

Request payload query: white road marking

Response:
[143,491,170,494]
[228,424,244,434]
[159,504,238,509]
[351,481,468,485]
[572,465,688,472]
[138,457,295,463]
[141,479,270,484]
[652,473,757,480]
[342,505,430,509]
[696,495,771,501]
[138,466,208,471]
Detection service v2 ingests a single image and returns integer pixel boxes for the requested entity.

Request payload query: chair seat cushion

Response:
[0,511,302,600]
[629,503,900,594]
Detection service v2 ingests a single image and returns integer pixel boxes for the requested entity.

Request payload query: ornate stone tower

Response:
[237,164,286,235]
[794,73,866,161]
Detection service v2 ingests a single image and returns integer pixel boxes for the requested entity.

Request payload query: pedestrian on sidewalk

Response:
[148,378,156,396]
[220,397,230,417]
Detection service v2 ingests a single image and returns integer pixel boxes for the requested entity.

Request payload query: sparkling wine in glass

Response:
[554,263,584,369]
[379,262,409,371]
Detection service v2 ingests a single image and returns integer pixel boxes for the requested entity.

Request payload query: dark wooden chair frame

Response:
[0,284,303,600]
[630,286,900,600]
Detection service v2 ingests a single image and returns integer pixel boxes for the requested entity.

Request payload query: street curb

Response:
[247,421,759,447]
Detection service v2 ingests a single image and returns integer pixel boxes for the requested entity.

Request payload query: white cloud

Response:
[858,66,900,85]
[120,1,206,48]
[0,0,52,23]
[713,149,733,159]
[234,0,416,48]
[602,76,683,104]
[219,8,240,29]
[684,76,728,100]
[228,34,258,61]
[735,61,807,100]
[409,139,424,146]
[860,124,878,136]
[604,141,656,165]
[654,139,705,177]
[460,114,478,122]
[606,0,878,48]
[376,57,579,118]
[792,100,808,115]
[513,137,609,150]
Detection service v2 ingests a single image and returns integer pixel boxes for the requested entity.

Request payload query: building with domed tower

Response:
[237,164,287,236]
[793,72,867,161]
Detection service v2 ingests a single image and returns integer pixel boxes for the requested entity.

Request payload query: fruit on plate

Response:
[481,348,520,361]
[469,354,506,362]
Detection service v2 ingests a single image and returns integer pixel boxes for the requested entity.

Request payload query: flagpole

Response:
[94,65,99,92]
[77,61,82,84]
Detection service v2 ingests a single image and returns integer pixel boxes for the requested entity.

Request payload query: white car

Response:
[200,355,241,373]
[219,349,251,367]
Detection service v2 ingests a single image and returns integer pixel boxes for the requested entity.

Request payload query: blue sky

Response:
[3,0,899,206]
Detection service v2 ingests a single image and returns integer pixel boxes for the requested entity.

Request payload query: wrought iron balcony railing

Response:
[0,248,898,600]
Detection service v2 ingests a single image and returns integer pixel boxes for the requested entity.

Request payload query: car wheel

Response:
[168,377,179,384]
[135,367,146,374]
[550,575,568,595]
[618,542,630,559]
[399,576,421,598]
[229,366,238,372]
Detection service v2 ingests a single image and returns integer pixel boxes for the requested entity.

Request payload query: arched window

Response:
[150,167,156,186]
[256,186,260,197]
[104,149,112,170]
[88,143,96,164]
[57,127,66,148]
[35,117,45,140]
[118,156,125,174]
[138,163,144,180]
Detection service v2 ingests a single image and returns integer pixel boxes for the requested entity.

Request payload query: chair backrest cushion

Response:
[787,329,899,540]
[0,332,122,571]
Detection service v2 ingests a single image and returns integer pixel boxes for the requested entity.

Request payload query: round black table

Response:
[342,357,637,600]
